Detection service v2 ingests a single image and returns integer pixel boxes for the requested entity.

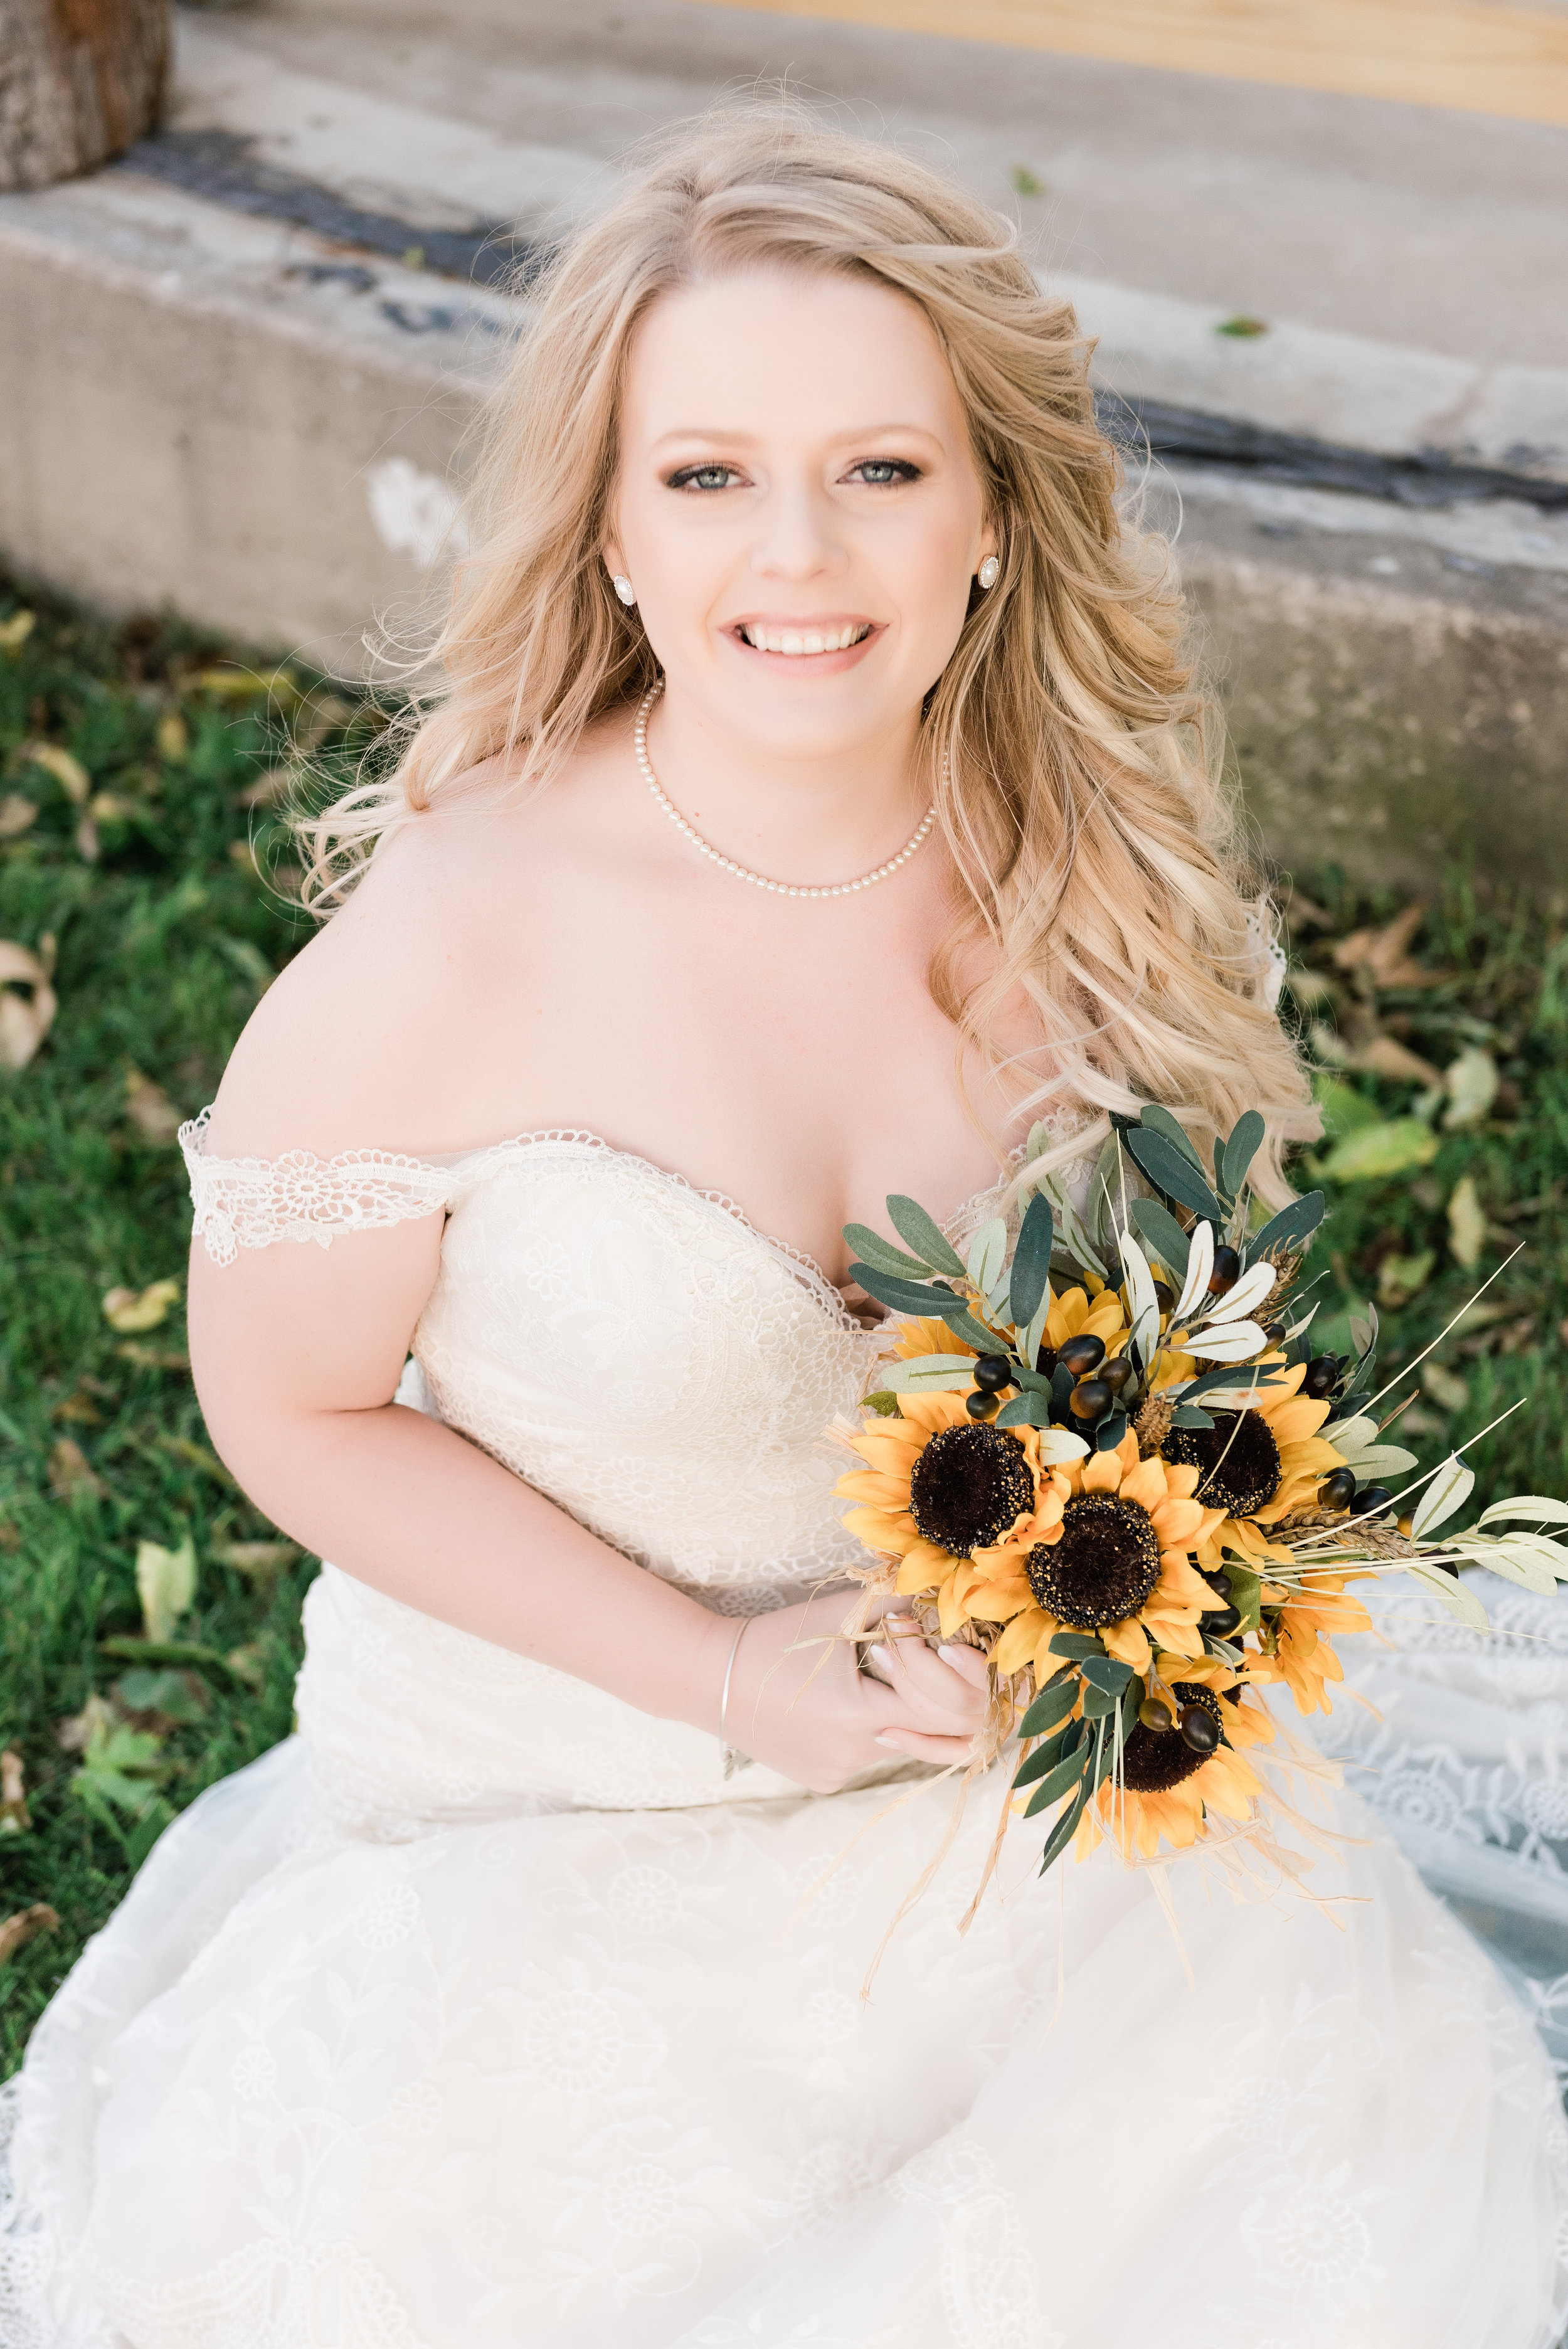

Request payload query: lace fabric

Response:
[3,1118,1565,2348]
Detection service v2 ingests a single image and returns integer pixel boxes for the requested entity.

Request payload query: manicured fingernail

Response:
[937,1645,967,1665]
[869,1643,895,1675]
[874,1732,902,1747]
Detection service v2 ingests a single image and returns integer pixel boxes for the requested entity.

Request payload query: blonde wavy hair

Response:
[301,114,1315,1197]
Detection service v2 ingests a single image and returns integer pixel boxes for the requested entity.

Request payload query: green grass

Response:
[1,570,1565,2077]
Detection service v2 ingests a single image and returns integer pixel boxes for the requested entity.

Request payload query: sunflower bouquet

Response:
[834,1105,1568,1884]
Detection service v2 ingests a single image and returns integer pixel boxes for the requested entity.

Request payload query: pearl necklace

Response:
[633,682,937,900]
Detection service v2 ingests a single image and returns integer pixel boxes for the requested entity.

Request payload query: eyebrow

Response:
[648,423,941,450]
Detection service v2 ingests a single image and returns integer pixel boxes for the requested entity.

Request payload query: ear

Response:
[975,519,998,570]
[601,539,626,580]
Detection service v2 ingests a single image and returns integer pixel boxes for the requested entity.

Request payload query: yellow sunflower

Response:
[1253,1571,1374,1715]
[837,1397,1057,1638]
[1072,1667,1274,1860]
[1158,1360,1350,1568]
[978,1428,1225,1680]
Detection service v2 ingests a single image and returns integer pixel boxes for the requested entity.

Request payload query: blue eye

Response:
[847,460,920,486]
[669,464,740,491]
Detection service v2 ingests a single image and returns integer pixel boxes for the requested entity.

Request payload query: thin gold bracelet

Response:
[719,1618,753,1780]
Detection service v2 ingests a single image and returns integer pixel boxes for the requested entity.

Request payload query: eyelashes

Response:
[663,458,924,492]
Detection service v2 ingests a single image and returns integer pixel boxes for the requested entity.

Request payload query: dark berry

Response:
[1318,1467,1358,1512]
[1303,1354,1342,1399]
[966,1391,999,1420]
[1179,1702,1221,1754]
[1350,1485,1393,1519]
[1201,1604,1242,1637]
[1100,1355,1135,1395]
[1152,1280,1175,1313]
[973,1355,1012,1392]
[1207,1245,1242,1295]
[1067,1377,1113,1421]
[1057,1334,1106,1379]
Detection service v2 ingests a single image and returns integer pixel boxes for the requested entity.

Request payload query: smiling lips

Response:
[734,621,873,656]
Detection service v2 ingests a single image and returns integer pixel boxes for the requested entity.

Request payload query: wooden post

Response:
[0,0,170,191]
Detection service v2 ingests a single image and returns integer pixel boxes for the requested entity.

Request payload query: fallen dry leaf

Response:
[1443,1045,1500,1130]
[124,1068,182,1143]
[116,1341,190,1372]
[0,609,36,652]
[57,1692,119,1754]
[0,793,37,838]
[0,1747,31,1836]
[1333,901,1449,990]
[0,935,58,1070]
[136,1535,197,1644]
[211,1540,299,1576]
[101,1277,181,1333]
[48,1437,106,1499]
[21,741,90,804]
[1348,1033,1444,1087]
[1447,1174,1487,1269]
[0,1904,58,1965]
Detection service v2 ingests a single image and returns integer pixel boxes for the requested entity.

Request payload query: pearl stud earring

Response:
[612,574,637,607]
[977,555,1000,590]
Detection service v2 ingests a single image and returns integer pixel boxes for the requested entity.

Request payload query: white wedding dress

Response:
[3,1123,1567,2349]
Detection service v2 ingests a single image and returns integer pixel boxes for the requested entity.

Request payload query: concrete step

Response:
[3,0,1565,891]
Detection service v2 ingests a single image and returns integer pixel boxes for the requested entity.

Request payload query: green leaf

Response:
[1013,1727,1074,1786]
[884,1196,967,1279]
[849,1264,958,1317]
[1094,1409,1128,1452]
[967,1216,1009,1301]
[1037,1784,1088,1874]
[1320,1119,1441,1184]
[1130,1196,1191,1281]
[1246,1190,1326,1263]
[1081,1678,1120,1717]
[861,1391,900,1416]
[1170,1404,1214,1428]
[1220,1561,1263,1633]
[1136,1105,1208,1172]
[1019,1677,1079,1739]
[941,1306,1002,1354]
[1078,1653,1134,1692]
[1123,1128,1225,1222]
[993,1393,1052,1428]
[1048,1631,1104,1660]
[1009,1192,1055,1330]
[1022,1742,1091,1815]
[874,1355,983,1393]
[842,1226,938,1280]
[1221,1111,1266,1201]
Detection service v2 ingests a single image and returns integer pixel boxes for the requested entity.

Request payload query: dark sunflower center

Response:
[1121,1682,1226,1792]
[907,1424,1034,1558]
[1024,1494,1161,1629]
[1162,1409,1282,1520]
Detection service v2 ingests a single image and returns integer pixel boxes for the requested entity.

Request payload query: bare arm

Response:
[184,820,987,1791]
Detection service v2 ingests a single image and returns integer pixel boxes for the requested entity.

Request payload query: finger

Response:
[874,1727,979,1764]
[872,1635,988,1727]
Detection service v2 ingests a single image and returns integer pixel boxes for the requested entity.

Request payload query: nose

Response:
[750,471,847,583]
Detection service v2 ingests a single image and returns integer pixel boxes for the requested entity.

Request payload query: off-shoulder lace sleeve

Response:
[179,1106,458,1266]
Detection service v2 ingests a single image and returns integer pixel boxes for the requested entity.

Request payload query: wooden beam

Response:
[682,0,1568,128]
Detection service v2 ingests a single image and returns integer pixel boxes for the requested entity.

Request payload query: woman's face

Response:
[607,267,994,765]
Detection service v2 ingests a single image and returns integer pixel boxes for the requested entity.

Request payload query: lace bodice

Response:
[180,1115,887,1610]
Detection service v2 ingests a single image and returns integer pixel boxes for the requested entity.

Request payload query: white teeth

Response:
[740,623,867,654]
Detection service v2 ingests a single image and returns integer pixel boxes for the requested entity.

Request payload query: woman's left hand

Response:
[862,1621,991,1765]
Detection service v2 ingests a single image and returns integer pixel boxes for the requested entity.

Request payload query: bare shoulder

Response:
[201,750,586,1162]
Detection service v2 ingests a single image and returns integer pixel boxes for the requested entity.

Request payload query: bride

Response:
[3,120,1564,2349]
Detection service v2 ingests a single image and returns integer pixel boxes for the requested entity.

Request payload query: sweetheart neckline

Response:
[183,1107,1015,1331]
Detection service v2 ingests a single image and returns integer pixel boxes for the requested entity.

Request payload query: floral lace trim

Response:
[179,1108,457,1269]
